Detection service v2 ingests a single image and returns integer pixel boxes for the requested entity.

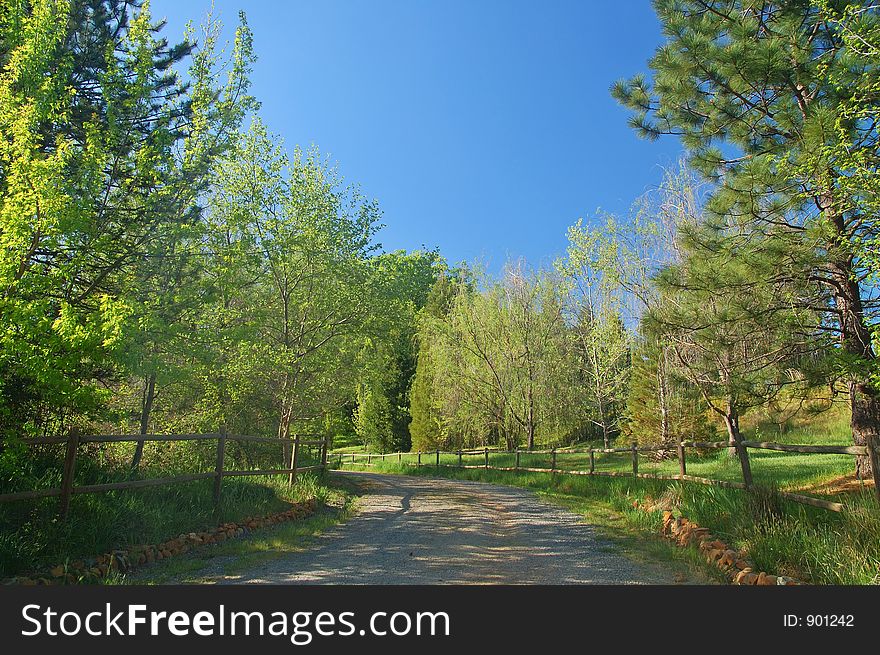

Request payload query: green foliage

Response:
[353,250,443,452]
[418,263,575,450]
[0,0,193,438]
[409,270,470,452]
[625,335,716,447]
[613,0,880,462]
[353,364,394,451]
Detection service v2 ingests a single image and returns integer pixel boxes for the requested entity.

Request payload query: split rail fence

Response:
[0,431,331,520]
[335,439,879,513]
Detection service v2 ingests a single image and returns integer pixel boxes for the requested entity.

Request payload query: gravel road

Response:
[227,471,694,585]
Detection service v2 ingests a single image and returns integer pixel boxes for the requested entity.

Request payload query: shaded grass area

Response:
[337,460,880,585]
[119,477,360,585]
[329,433,367,454]
[0,464,327,579]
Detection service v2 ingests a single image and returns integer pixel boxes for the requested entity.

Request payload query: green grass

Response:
[335,403,862,500]
[337,456,880,585]
[333,448,861,499]
[329,432,367,454]
[117,478,360,584]
[0,467,330,579]
[0,435,333,580]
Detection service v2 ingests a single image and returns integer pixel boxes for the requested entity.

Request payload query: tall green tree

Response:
[614,0,880,480]
[409,269,467,452]
[124,8,258,470]
[354,250,441,452]
[625,333,716,451]
[0,0,192,439]
[560,163,701,448]
[203,119,380,465]
[557,222,632,447]
[427,264,572,450]
[648,219,815,485]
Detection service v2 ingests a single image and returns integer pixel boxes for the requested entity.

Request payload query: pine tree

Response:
[613,0,880,482]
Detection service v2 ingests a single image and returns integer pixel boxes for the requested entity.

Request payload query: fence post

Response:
[436,449,440,469]
[677,440,687,477]
[59,428,80,521]
[515,449,520,470]
[288,435,299,488]
[339,453,344,468]
[399,451,402,464]
[458,450,462,467]
[551,447,557,472]
[736,440,754,488]
[485,447,489,469]
[321,433,329,471]
[213,428,226,515]
[868,438,880,505]
[632,442,638,476]
[367,452,371,465]
[589,449,595,474]
[417,451,421,467]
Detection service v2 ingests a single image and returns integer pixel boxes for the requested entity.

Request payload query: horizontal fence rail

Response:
[0,431,332,520]
[335,439,878,513]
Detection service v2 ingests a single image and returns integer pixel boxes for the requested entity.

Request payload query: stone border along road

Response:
[219,471,706,585]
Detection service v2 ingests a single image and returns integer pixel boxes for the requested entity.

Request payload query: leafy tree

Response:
[123,8,258,470]
[557,223,632,447]
[624,334,716,451]
[427,264,572,450]
[409,269,467,452]
[354,250,441,452]
[560,163,701,449]
[0,0,192,439]
[353,350,394,451]
[202,118,380,465]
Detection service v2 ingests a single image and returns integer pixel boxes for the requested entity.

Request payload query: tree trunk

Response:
[657,347,671,449]
[130,373,156,472]
[723,401,752,487]
[825,206,879,479]
[526,383,535,450]
[850,383,880,496]
[279,402,293,469]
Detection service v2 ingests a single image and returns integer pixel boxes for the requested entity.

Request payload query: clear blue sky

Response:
[151,0,683,270]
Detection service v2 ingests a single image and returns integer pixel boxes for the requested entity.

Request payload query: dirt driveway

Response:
[224,471,698,585]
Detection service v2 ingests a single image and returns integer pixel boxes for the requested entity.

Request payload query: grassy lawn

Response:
[334,447,864,500]
[329,432,368,454]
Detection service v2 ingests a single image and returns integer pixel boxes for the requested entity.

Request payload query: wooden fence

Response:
[334,439,878,513]
[0,430,331,520]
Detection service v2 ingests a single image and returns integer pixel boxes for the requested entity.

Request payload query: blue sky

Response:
[151,0,683,270]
